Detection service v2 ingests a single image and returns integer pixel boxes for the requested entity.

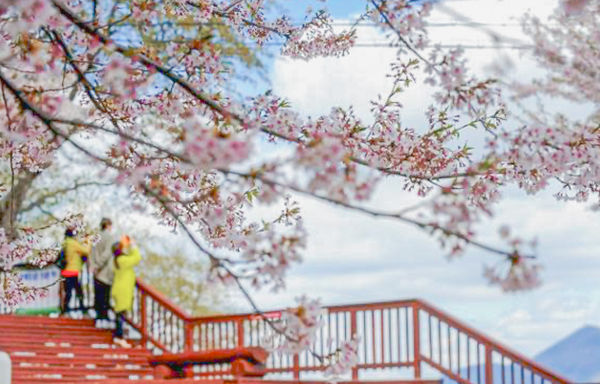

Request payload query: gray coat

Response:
[90,230,117,285]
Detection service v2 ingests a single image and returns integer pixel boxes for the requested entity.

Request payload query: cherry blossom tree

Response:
[514,0,600,203]
[0,0,590,375]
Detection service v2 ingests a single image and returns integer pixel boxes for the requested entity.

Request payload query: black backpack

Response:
[55,248,66,270]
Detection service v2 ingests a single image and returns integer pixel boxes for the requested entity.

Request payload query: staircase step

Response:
[0,334,113,345]
[0,324,114,334]
[1,314,223,383]
[12,365,153,375]
[66,381,218,384]
[0,315,95,326]
[13,380,205,384]
[10,354,149,365]
[12,374,155,382]
[6,346,151,358]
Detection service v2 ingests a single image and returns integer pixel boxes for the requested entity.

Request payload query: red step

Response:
[77,381,223,384]
[0,315,95,326]
[12,365,154,377]
[0,325,114,335]
[14,380,204,384]
[6,346,151,360]
[1,314,160,384]
[10,353,149,365]
[1,315,266,384]
[0,334,113,345]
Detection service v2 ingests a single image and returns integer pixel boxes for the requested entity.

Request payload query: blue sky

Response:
[275,0,432,18]
[283,0,364,18]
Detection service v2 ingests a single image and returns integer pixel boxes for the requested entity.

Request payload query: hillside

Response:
[535,325,600,382]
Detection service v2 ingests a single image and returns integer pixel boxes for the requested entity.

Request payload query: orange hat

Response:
[120,235,131,248]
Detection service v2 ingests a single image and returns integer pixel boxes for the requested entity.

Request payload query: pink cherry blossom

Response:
[561,0,589,15]
[0,0,587,373]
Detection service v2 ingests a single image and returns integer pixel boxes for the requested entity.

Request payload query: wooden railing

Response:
[0,267,572,384]
[0,263,93,314]
[415,301,570,384]
[126,281,572,384]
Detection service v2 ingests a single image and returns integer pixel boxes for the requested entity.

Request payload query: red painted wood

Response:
[412,304,421,378]
[231,358,267,377]
[1,315,157,384]
[350,310,358,380]
[140,291,147,346]
[149,346,269,366]
[1,279,572,384]
[485,346,493,384]
[135,279,189,320]
[416,300,571,384]
[125,279,571,384]
[293,354,300,380]
[147,347,269,379]
[420,355,473,384]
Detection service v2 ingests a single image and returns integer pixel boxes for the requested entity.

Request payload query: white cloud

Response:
[242,0,600,359]
[272,26,397,119]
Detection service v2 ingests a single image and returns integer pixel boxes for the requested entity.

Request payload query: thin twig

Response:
[220,168,530,259]
[143,184,312,352]
[369,0,438,72]
[52,0,486,184]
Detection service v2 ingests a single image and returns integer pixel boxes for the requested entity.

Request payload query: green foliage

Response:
[138,246,228,316]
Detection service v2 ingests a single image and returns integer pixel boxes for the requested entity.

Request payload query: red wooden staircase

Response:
[0,313,439,384]
[0,315,158,384]
[0,269,572,384]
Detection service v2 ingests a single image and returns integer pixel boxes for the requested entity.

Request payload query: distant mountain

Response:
[535,325,600,382]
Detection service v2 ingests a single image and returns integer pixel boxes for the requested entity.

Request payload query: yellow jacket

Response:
[111,246,141,313]
[62,237,91,274]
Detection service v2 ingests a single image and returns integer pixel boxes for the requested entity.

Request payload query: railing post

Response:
[237,319,245,347]
[350,310,358,380]
[140,291,147,346]
[412,303,421,378]
[293,354,300,380]
[184,321,193,352]
[83,263,91,310]
[485,346,493,384]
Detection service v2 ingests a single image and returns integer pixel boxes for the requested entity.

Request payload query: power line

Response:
[354,43,533,49]
[331,22,528,27]
[136,20,544,28]
[144,37,534,50]
[261,42,533,50]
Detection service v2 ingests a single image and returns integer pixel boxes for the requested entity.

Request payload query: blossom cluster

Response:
[324,334,361,378]
[484,256,542,292]
[265,295,325,354]
[513,1,600,210]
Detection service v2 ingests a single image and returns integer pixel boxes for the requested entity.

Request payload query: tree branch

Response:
[52,0,477,183]
[219,168,529,259]
[20,181,114,214]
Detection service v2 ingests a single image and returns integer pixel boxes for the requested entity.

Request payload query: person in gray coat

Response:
[90,218,116,328]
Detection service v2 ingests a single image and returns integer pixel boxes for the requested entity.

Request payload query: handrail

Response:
[0,269,572,384]
[414,300,571,384]
[135,279,189,320]
[415,300,570,383]
[128,281,571,384]
[134,278,282,321]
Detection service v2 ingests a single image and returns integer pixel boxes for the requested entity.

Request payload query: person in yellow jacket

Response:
[110,235,141,348]
[61,228,91,315]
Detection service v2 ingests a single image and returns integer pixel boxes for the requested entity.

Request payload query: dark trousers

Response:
[114,311,126,338]
[63,276,84,312]
[94,279,110,320]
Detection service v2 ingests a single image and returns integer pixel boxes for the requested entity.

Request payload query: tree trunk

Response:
[0,170,39,240]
